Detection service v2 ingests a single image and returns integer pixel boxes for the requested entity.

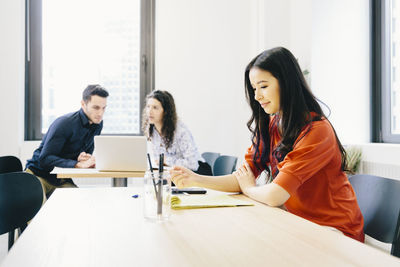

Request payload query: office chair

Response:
[0,172,43,250]
[0,155,23,174]
[0,155,25,249]
[213,155,238,176]
[349,174,400,257]
[201,152,220,175]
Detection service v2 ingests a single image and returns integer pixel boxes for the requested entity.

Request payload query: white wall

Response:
[260,0,312,73]
[261,0,291,50]
[0,0,25,157]
[310,0,370,144]
[155,0,264,162]
[289,0,312,74]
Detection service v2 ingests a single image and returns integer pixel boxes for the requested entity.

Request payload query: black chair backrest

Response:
[349,174,400,256]
[0,172,43,235]
[213,155,238,176]
[201,152,220,175]
[0,155,23,174]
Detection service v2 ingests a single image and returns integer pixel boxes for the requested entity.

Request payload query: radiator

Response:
[361,161,400,181]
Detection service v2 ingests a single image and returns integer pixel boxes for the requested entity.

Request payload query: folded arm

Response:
[234,162,290,207]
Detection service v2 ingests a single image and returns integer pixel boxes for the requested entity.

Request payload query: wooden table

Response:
[1,188,400,267]
[51,167,145,187]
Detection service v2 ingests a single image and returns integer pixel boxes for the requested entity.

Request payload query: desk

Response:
[2,188,400,267]
[51,167,145,187]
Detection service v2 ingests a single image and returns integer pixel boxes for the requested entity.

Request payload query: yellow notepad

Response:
[171,194,254,209]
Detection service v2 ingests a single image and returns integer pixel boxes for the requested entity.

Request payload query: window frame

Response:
[25,0,155,140]
[372,0,400,142]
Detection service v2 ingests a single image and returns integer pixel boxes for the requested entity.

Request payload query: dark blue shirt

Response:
[26,109,103,184]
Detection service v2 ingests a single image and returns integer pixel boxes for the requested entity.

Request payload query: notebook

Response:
[94,135,147,172]
[170,194,254,209]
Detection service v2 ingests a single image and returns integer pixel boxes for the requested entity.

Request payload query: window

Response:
[373,0,400,142]
[25,0,155,140]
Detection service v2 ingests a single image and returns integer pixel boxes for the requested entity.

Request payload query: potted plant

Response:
[345,146,362,175]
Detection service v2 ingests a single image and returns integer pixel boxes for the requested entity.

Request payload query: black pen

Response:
[147,153,158,195]
[157,153,164,215]
[159,153,164,176]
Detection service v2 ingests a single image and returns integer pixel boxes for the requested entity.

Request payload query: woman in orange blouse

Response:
[171,47,364,242]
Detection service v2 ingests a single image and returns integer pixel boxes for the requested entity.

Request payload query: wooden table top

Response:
[2,187,399,267]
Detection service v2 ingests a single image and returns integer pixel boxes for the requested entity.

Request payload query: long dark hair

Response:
[142,90,178,149]
[244,47,347,177]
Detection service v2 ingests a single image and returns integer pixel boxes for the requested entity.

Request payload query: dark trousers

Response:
[194,161,212,176]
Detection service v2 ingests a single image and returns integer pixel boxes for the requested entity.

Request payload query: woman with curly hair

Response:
[170,47,364,242]
[142,90,212,175]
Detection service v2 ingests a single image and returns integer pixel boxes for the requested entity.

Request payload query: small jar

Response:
[143,170,171,221]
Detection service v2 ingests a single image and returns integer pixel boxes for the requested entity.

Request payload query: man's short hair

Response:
[82,84,109,103]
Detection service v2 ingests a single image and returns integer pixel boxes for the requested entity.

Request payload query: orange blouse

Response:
[245,116,364,242]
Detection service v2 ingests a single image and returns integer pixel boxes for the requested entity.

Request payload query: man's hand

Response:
[77,152,92,162]
[75,156,96,168]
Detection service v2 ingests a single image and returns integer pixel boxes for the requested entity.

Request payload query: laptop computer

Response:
[94,135,147,172]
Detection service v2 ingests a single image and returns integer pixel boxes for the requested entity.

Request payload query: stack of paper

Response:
[171,194,254,209]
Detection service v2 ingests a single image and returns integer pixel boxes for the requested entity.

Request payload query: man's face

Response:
[81,95,107,124]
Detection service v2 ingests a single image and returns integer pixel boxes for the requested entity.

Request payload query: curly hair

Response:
[142,90,178,149]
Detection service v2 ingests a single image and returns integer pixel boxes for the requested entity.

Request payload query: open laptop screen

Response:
[94,135,147,172]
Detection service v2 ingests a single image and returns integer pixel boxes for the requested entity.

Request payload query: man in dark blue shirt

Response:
[26,84,109,198]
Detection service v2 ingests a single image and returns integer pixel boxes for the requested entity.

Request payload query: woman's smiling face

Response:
[249,67,281,115]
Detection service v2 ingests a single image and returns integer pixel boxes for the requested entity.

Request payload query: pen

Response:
[132,194,139,198]
[157,153,164,215]
[159,153,164,174]
[147,153,158,195]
